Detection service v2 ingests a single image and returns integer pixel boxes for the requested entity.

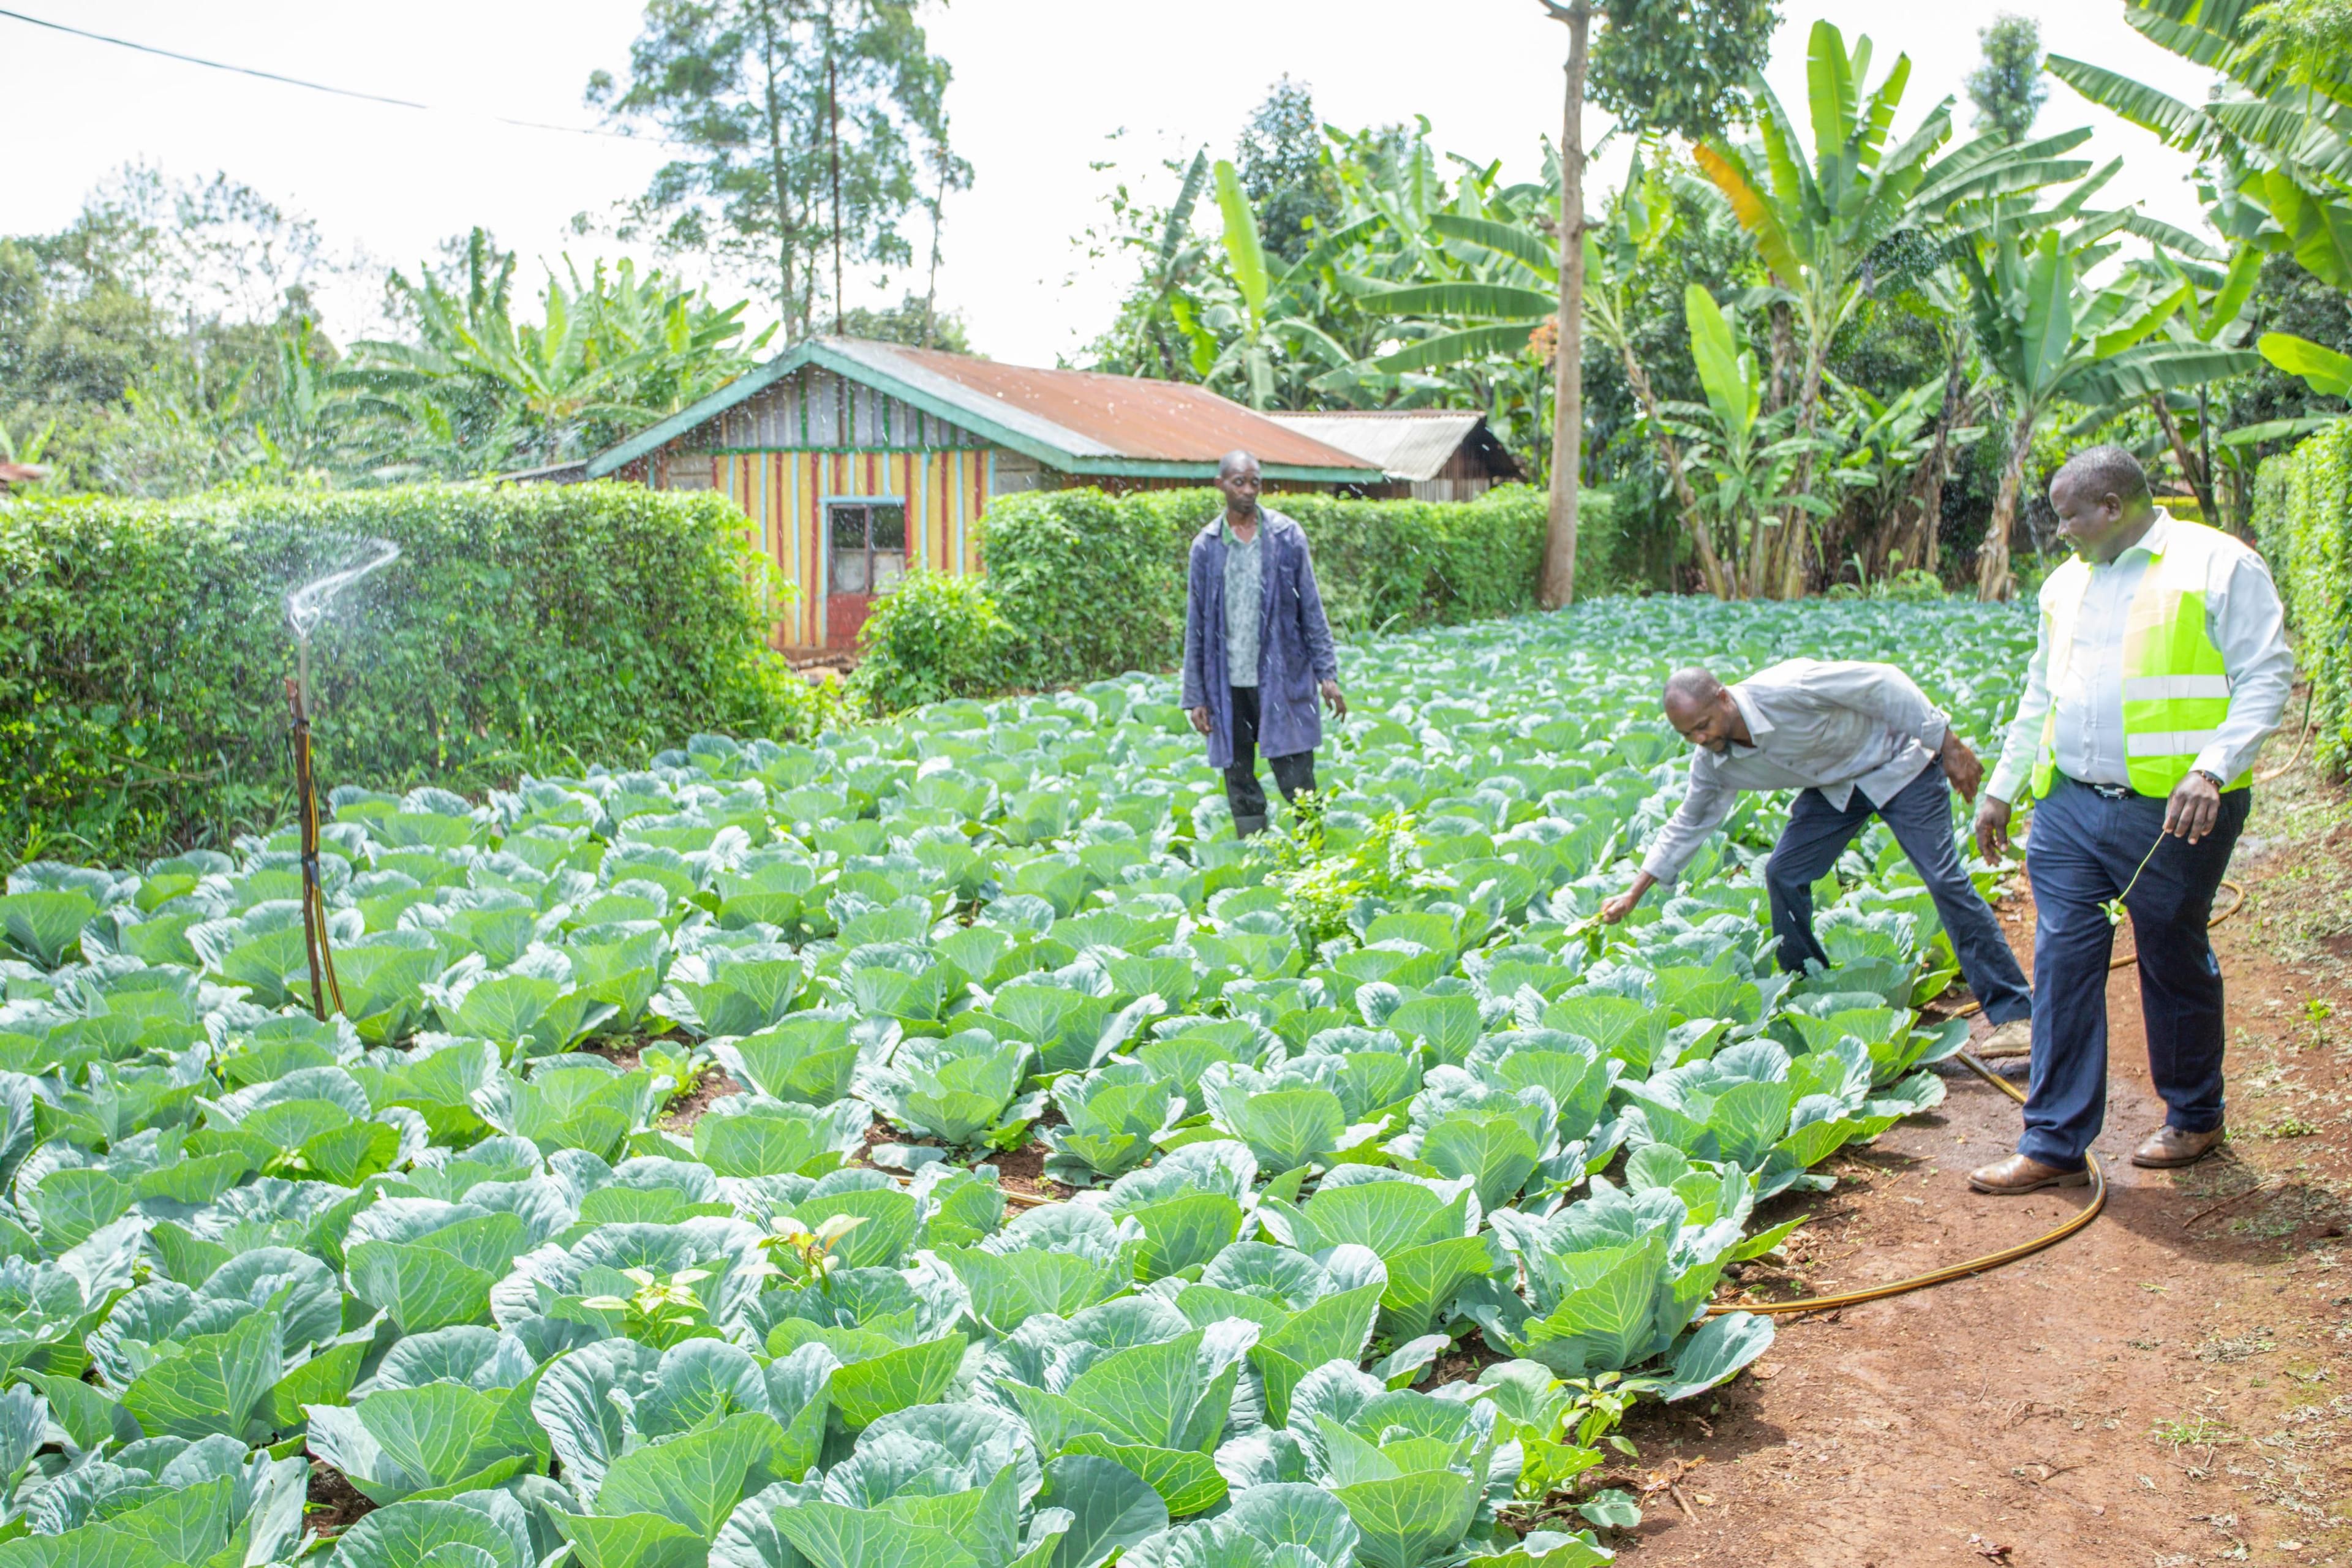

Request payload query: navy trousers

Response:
[1763,762,2034,1025]
[1224,684,1316,834]
[2016,775,2247,1169]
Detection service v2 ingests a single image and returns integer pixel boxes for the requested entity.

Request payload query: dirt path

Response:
[1609,761,2352,1568]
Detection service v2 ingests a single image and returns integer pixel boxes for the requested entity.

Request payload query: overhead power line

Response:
[0,5,655,143]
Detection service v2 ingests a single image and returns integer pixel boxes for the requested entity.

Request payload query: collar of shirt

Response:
[2101,510,2171,569]
[1727,683,1773,754]
[1221,513,1263,546]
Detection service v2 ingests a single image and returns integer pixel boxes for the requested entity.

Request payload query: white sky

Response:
[6,1,2225,367]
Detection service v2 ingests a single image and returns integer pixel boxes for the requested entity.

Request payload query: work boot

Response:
[2132,1123,2225,1169]
[1967,1153,2089,1194]
[1976,1018,2032,1060]
[1232,813,1268,839]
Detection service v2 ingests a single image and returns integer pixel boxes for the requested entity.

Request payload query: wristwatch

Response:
[2192,767,2225,789]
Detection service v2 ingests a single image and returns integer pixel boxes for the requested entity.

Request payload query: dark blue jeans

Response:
[1763,762,2033,1025]
[2016,775,2248,1169]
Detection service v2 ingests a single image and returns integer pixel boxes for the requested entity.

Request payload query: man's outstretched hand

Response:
[1974,794,2015,865]
[1600,871,1657,924]
[1321,679,1348,719]
[1938,730,1984,803]
[1186,707,1212,736]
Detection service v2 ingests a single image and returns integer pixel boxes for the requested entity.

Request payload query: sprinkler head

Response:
[287,539,401,642]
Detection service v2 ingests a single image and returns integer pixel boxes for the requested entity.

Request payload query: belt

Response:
[2061,773,2139,802]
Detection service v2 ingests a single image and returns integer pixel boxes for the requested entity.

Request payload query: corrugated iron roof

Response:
[826,339,1377,472]
[585,337,1382,482]
[1264,410,1495,481]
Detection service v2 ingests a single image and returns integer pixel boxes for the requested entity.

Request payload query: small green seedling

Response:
[582,1264,714,1345]
[755,1212,868,1292]
[2304,998,2333,1023]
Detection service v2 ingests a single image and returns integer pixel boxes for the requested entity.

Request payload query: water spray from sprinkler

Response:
[284,540,401,1021]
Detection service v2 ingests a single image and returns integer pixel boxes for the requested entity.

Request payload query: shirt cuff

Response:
[2190,744,2236,785]
[1920,712,1950,754]
[1986,758,2029,804]
[1638,848,1683,888]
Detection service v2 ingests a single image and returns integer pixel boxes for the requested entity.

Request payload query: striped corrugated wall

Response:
[704,448,990,649]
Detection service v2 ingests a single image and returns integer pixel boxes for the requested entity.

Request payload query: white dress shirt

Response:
[1988,514,2294,803]
[1642,658,1951,886]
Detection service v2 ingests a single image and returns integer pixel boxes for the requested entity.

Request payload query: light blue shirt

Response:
[1222,514,1264,689]
[1988,513,2294,801]
[1643,658,1951,885]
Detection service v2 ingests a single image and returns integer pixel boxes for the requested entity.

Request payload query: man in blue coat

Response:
[1180,450,1347,837]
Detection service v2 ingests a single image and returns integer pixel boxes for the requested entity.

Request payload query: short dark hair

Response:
[1218,450,1259,479]
[2053,444,2150,508]
[1662,666,1724,707]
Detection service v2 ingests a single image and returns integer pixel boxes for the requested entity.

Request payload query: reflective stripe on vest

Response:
[2027,520,2248,800]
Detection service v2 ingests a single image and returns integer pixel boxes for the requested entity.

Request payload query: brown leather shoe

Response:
[1975,1019,2032,1060]
[2131,1123,2225,1169]
[1968,1153,2090,1194]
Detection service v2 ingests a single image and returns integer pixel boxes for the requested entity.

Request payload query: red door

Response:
[826,502,907,650]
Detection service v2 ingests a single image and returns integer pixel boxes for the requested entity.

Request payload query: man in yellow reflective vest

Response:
[1968,447,2293,1195]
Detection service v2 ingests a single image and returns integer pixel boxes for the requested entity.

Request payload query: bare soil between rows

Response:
[1606,754,2352,1568]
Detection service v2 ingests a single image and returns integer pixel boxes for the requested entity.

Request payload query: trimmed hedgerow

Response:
[977,483,1614,690]
[2253,420,2352,772]
[0,481,816,867]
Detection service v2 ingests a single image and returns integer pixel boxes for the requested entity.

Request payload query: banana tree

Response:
[350,229,766,473]
[1580,156,1732,595]
[1694,23,2099,594]
[1666,284,1837,594]
[1820,369,1983,584]
[2049,0,2352,291]
[1691,23,1953,594]
[2138,237,2264,522]
[1961,217,2263,599]
[2260,331,2352,396]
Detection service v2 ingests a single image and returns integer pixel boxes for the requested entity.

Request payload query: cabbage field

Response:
[0,595,2038,1568]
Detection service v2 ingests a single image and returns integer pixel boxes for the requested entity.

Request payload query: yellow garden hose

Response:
[1705,876,2247,1319]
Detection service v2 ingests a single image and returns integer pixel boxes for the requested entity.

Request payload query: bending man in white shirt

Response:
[1965,446,2292,1196]
[1602,658,2033,1058]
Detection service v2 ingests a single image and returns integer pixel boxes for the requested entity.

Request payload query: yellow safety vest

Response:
[2029,519,2250,801]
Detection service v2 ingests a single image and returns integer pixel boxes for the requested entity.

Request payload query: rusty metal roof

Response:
[1264,410,1514,482]
[586,337,1382,482]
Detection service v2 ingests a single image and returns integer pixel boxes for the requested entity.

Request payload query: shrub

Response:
[978,483,1604,688]
[2255,420,2352,771]
[846,570,1010,714]
[0,481,816,867]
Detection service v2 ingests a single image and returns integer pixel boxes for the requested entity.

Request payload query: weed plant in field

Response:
[0,595,2034,1566]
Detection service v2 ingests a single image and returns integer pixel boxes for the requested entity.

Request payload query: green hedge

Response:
[978,483,1616,689]
[2255,419,2352,771]
[1,482,816,867]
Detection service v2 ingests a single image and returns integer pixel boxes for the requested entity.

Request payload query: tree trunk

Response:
[1538,0,1591,612]
[1777,327,1831,599]
[2149,391,2217,523]
[755,6,799,338]
[1766,303,1795,415]
[1905,330,1971,578]
[1978,405,2037,601]
[1619,342,1730,597]
[826,10,845,335]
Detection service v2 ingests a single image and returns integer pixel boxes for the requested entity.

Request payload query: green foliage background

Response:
[2255,420,2352,770]
[0,482,817,867]
[976,484,1623,691]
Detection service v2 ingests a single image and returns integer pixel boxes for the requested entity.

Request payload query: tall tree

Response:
[1967,14,2049,143]
[589,0,966,341]
[1537,0,1780,609]
[1235,78,1338,268]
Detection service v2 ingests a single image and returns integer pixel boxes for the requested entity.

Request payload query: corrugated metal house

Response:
[575,336,1381,652]
[1264,410,1521,503]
